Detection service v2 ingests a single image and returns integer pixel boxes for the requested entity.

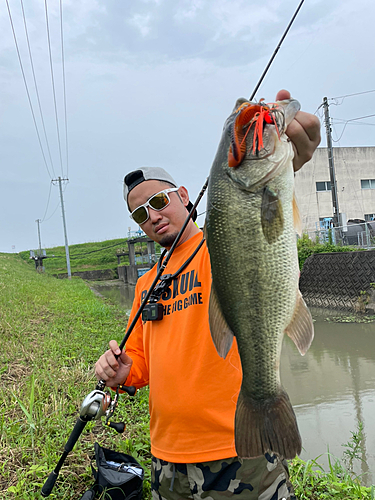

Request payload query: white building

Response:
[295,147,375,232]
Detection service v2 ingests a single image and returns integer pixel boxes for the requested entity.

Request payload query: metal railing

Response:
[134,253,160,265]
[302,222,375,249]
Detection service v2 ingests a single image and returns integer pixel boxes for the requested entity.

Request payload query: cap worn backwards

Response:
[123,167,197,222]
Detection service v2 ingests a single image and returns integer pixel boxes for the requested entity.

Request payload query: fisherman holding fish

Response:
[95,90,320,500]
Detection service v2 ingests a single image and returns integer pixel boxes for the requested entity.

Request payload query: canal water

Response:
[93,281,375,485]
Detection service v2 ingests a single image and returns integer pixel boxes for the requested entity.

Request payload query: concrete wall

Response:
[55,268,117,280]
[299,250,375,312]
[295,147,375,231]
[118,264,152,285]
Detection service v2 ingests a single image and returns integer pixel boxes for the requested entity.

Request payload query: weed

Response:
[342,421,365,474]
[290,425,374,499]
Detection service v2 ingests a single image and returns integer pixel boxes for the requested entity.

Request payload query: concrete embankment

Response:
[300,250,375,312]
[55,268,117,280]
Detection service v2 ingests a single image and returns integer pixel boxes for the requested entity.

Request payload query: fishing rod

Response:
[41,2,305,495]
[250,0,305,101]
[41,179,209,497]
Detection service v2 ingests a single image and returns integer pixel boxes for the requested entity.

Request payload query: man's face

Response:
[128,180,189,248]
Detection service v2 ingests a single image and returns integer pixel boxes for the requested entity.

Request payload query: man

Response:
[95,90,321,499]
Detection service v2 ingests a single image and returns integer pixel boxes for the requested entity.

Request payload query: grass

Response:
[1,252,374,499]
[289,422,374,498]
[0,253,151,499]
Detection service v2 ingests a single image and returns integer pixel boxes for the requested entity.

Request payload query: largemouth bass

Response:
[205,97,314,459]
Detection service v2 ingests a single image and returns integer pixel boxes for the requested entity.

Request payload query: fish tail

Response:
[235,388,302,460]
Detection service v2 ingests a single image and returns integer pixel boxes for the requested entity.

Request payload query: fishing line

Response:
[250,0,305,101]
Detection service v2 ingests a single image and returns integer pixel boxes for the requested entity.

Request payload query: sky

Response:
[1,0,374,253]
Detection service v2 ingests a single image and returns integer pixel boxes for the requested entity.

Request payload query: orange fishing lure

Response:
[228,103,280,168]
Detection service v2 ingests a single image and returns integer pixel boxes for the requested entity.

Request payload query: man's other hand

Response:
[276,89,321,172]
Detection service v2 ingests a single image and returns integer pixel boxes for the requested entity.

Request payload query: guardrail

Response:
[302,222,375,249]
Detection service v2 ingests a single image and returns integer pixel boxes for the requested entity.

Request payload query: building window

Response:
[361,179,375,189]
[365,214,375,221]
[316,181,331,192]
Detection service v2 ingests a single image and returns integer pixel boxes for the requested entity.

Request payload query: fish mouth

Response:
[226,101,278,168]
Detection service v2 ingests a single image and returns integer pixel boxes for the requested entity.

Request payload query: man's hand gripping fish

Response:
[205,98,314,460]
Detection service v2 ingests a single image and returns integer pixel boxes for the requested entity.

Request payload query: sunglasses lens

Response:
[149,192,170,210]
[132,206,148,225]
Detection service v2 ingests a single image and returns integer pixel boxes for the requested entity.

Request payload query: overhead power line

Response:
[6,0,53,179]
[332,113,375,142]
[59,0,69,178]
[330,90,375,101]
[20,0,56,178]
[44,0,64,178]
[333,113,375,123]
[41,181,53,222]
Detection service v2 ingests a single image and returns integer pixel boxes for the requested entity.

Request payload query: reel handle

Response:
[118,384,136,396]
[107,421,126,433]
[97,379,136,396]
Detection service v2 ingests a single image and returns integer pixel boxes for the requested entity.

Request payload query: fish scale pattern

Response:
[299,250,375,310]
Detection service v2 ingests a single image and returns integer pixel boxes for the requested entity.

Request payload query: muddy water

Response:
[93,281,375,485]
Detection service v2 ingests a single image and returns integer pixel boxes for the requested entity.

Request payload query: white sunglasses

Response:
[130,188,179,225]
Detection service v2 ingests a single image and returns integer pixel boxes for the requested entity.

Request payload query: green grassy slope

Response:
[0,254,151,499]
[18,238,160,275]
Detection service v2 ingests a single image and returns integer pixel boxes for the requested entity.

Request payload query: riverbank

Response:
[0,253,150,499]
[1,254,374,499]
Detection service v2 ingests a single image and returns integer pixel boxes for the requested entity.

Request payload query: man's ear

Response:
[177,186,190,207]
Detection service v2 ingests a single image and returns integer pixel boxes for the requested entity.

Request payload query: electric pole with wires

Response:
[323,97,341,227]
[36,218,42,255]
[52,176,71,279]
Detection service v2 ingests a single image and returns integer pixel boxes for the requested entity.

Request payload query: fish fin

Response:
[235,388,302,460]
[293,193,302,236]
[261,186,284,244]
[208,286,234,359]
[285,290,314,355]
[203,220,207,239]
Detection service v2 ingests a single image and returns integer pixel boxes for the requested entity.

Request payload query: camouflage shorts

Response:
[151,453,296,500]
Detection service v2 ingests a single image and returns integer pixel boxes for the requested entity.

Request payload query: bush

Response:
[297,233,357,270]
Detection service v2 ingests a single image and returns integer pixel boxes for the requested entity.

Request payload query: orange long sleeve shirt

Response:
[124,231,242,463]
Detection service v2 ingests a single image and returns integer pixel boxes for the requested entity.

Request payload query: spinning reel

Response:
[80,381,136,433]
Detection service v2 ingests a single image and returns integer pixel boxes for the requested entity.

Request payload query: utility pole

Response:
[52,176,71,279]
[35,219,42,256]
[323,97,341,227]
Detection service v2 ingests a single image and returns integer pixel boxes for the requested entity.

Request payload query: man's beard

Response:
[158,231,178,248]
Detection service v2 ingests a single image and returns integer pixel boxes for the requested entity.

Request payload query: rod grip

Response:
[41,418,87,497]
[64,418,88,453]
[41,471,58,497]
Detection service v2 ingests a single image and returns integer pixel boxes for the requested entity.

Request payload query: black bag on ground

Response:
[80,442,144,500]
